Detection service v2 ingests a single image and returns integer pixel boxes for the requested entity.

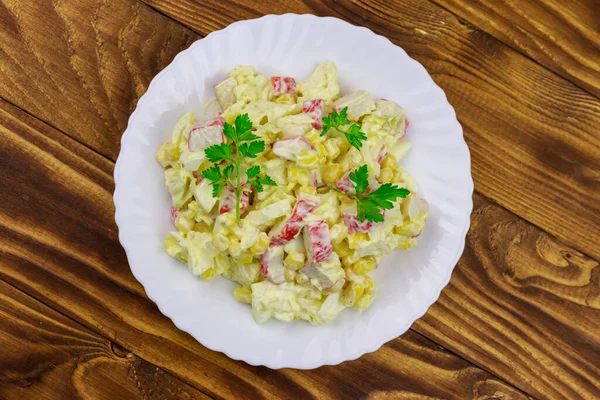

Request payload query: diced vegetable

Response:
[260,246,286,284]
[303,220,333,263]
[270,76,297,94]
[179,149,206,171]
[333,90,375,121]
[342,213,376,233]
[272,136,314,161]
[188,116,225,152]
[335,171,355,193]
[215,77,237,110]
[270,198,320,246]
[302,99,324,129]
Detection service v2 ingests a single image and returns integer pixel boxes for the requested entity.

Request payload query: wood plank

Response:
[0,279,211,400]
[140,0,600,261]
[0,98,534,399]
[428,0,600,98]
[414,195,600,399]
[0,0,198,160]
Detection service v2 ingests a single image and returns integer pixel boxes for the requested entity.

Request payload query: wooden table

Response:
[1,1,598,398]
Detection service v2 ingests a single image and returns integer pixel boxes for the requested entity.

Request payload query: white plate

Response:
[114,14,473,369]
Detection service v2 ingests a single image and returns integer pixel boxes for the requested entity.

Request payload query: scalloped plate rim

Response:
[114,13,474,369]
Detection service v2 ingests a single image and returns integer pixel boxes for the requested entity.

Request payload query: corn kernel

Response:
[342,251,359,267]
[323,140,340,160]
[333,136,351,154]
[378,168,393,183]
[322,163,342,184]
[233,287,252,304]
[175,215,195,232]
[193,222,209,232]
[354,292,374,311]
[215,254,232,276]
[155,142,180,167]
[286,181,298,193]
[200,267,216,281]
[229,241,242,257]
[287,165,298,180]
[397,240,414,251]
[352,257,376,275]
[297,171,310,187]
[284,268,297,282]
[333,239,350,257]
[250,232,269,255]
[221,214,237,228]
[298,186,318,196]
[392,169,403,183]
[341,282,365,307]
[264,149,279,160]
[315,143,326,158]
[276,93,296,104]
[363,276,375,293]
[213,234,229,251]
[347,233,368,249]
[304,129,320,144]
[164,235,187,263]
[381,154,397,170]
[288,164,311,185]
[296,150,319,169]
[296,272,310,285]
[235,252,254,264]
[284,252,305,270]
[330,224,347,244]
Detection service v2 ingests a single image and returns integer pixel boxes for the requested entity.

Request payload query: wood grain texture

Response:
[0,279,210,400]
[414,195,600,399]
[0,97,534,399]
[428,0,600,98]
[0,0,198,160]
[141,0,600,261]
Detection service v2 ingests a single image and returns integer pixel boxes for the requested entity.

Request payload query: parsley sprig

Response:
[321,107,367,150]
[347,165,410,223]
[202,114,276,223]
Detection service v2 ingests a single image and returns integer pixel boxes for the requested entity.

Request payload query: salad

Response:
[155,61,428,324]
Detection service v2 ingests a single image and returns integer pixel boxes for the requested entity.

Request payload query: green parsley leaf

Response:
[320,107,366,150]
[223,123,237,142]
[347,165,411,222]
[248,171,277,193]
[223,164,234,180]
[321,115,333,136]
[204,143,233,163]
[344,124,367,150]
[235,114,253,138]
[357,199,383,223]
[259,175,277,186]
[238,140,265,159]
[202,165,226,198]
[238,131,260,142]
[250,180,263,193]
[348,164,369,194]
[202,165,223,182]
[246,165,261,179]
[369,183,410,208]
[336,107,350,125]
[211,182,225,198]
